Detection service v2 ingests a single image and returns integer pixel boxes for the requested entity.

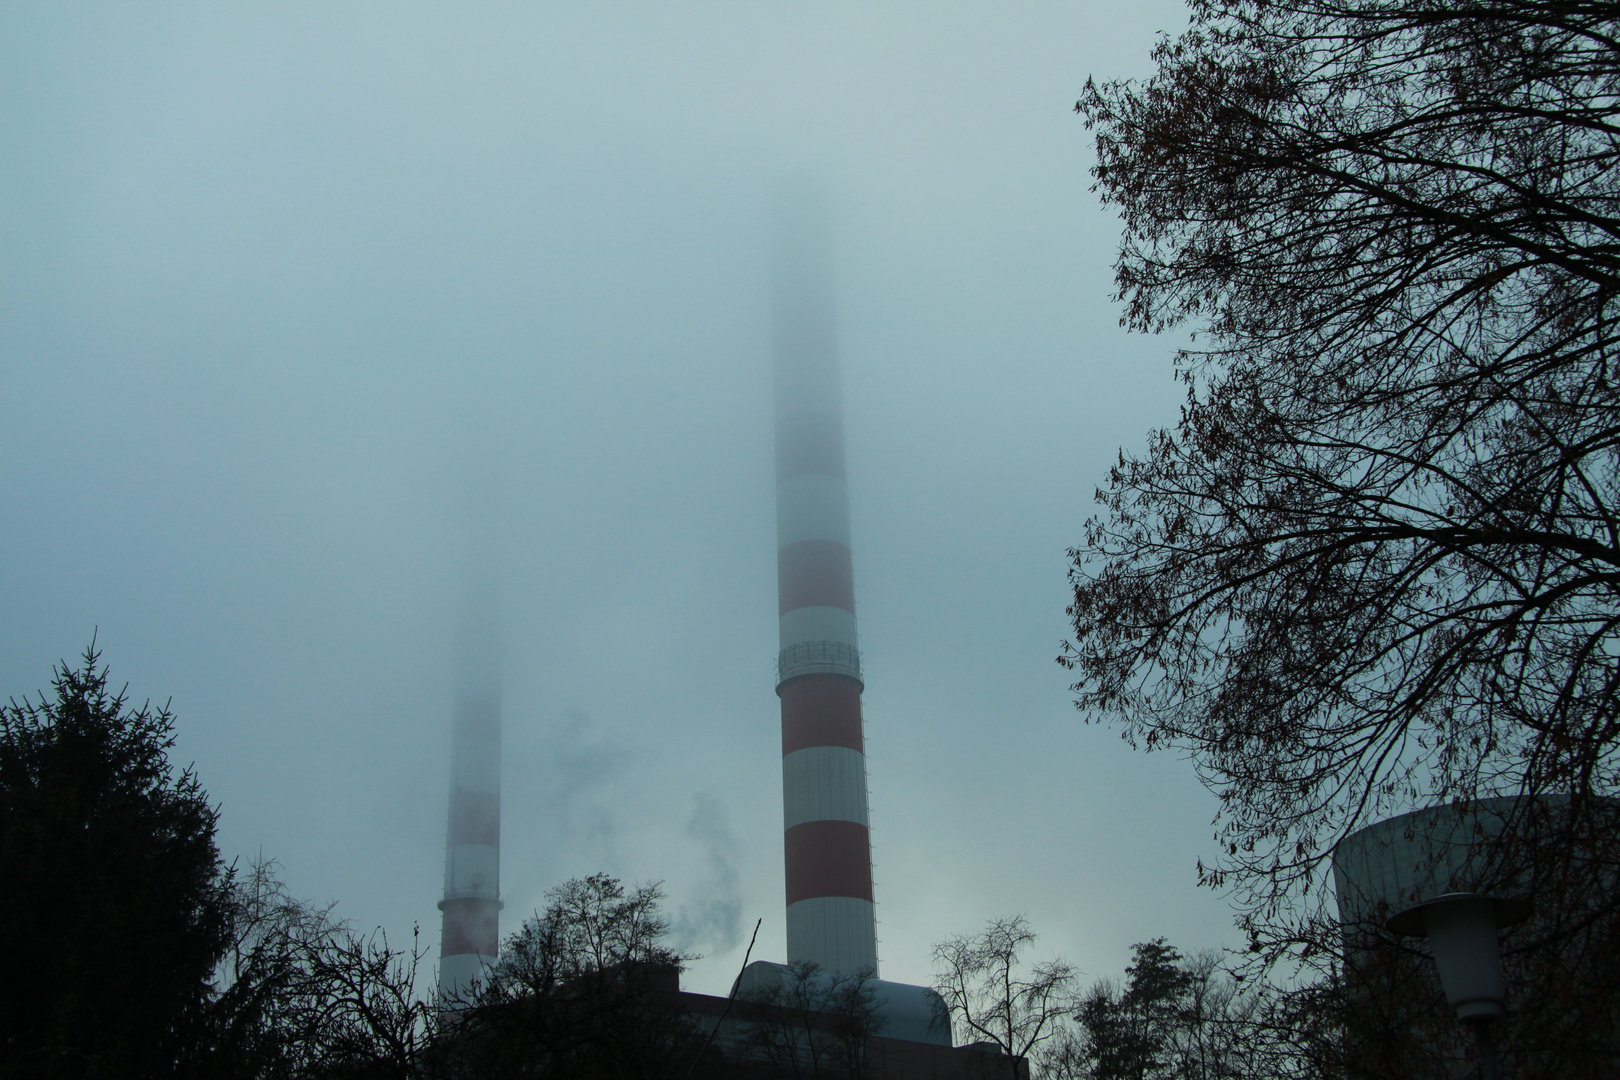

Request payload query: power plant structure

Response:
[427,206,983,1071]
[721,207,956,1055]
[771,217,879,977]
[437,585,504,1003]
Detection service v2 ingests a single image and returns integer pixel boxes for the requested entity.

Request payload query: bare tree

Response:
[192,856,437,1080]
[932,916,1078,1079]
[1037,940,1357,1080]
[1066,0,1620,970]
[1069,6,1620,1071]
[208,870,705,1080]
[1066,942,1267,1080]
[738,961,882,1080]
[187,857,336,1077]
[445,874,702,1080]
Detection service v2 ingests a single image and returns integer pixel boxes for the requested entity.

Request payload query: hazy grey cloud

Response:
[537,709,632,860]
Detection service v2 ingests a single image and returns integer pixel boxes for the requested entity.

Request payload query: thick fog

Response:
[0,2,1238,996]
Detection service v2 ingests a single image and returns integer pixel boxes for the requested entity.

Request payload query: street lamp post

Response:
[1386,893,1530,1080]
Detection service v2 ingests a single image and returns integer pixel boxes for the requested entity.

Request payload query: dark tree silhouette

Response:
[0,646,232,1079]
[737,961,882,1080]
[0,653,711,1080]
[1074,942,1195,1080]
[1062,941,1272,1080]
[1067,0,1620,926]
[193,857,436,1080]
[442,874,704,1080]
[932,916,1076,1080]
[1069,4,1620,1074]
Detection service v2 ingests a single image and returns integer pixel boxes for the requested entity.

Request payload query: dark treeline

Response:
[0,647,1484,1080]
[0,649,719,1080]
[5,640,1613,1078]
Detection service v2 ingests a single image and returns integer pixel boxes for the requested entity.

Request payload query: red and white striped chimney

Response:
[438,590,503,1003]
[773,213,878,976]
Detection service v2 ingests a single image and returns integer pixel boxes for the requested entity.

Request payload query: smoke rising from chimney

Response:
[673,792,745,956]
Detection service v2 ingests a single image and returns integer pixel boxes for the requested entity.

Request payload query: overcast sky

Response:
[0,1,1241,998]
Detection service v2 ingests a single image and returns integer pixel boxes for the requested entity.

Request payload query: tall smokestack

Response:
[437,552,503,1002]
[773,201,878,976]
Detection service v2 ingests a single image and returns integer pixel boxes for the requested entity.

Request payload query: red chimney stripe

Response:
[780,675,864,754]
[784,819,873,905]
[448,790,500,846]
[440,898,500,956]
[778,539,854,614]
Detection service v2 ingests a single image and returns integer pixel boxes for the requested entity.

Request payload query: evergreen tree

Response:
[1074,941,1193,1080]
[0,646,232,1079]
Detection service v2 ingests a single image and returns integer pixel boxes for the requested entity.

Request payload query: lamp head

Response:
[1386,892,1529,1022]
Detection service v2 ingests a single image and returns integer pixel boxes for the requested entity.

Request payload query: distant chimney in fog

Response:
[437,555,503,1002]
[772,202,879,975]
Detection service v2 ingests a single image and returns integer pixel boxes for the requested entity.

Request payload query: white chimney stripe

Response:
[776,474,852,548]
[775,363,842,412]
[439,952,495,1001]
[783,746,870,828]
[786,896,879,975]
[445,843,499,897]
[779,606,859,651]
[452,736,501,794]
